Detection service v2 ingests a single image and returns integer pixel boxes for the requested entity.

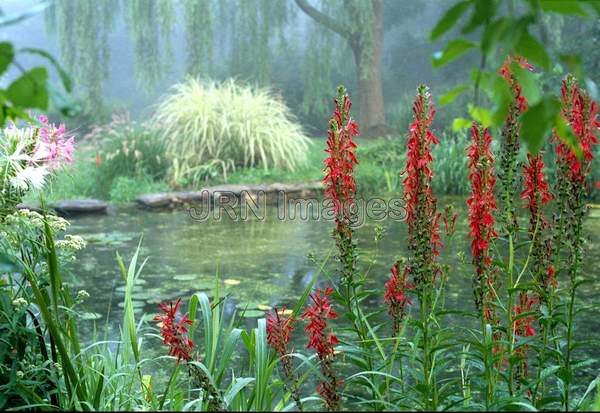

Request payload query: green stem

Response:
[159,363,180,410]
[506,234,515,396]
[563,261,579,412]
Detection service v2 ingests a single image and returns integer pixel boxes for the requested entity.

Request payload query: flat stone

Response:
[52,199,108,216]
[136,182,324,209]
[172,191,208,203]
[136,192,174,208]
[16,203,43,213]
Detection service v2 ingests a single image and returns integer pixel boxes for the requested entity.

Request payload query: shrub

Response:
[37,114,169,202]
[86,113,169,184]
[153,78,311,186]
[109,176,169,203]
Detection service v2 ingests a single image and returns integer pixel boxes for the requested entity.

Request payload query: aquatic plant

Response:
[399,84,446,409]
[498,55,533,233]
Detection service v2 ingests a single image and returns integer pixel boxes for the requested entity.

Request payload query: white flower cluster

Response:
[56,234,86,251]
[0,116,74,194]
[4,209,69,232]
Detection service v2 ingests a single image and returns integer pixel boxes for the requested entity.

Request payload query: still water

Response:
[66,196,600,378]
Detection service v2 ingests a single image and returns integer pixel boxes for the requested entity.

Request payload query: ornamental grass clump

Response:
[153,78,311,186]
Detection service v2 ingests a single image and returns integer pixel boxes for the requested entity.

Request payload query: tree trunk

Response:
[350,0,386,136]
[294,0,388,136]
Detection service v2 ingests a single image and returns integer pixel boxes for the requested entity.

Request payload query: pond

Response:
[65,196,600,381]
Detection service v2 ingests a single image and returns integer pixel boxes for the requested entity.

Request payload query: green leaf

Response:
[511,62,541,105]
[0,253,19,273]
[430,0,471,40]
[489,74,513,126]
[439,84,469,105]
[461,0,496,34]
[19,47,72,92]
[554,115,583,158]
[560,54,584,79]
[452,117,473,131]
[468,104,493,128]
[520,97,560,154]
[580,0,600,15]
[515,30,551,70]
[0,42,14,74]
[541,0,588,16]
[6,67,48,110]
[432,38,477,68]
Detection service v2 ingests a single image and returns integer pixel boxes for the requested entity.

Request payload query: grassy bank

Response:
[30,130,599,204]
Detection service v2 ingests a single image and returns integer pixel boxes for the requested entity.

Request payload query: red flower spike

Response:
[513,293,537,338]
[467,124,497,271]
[384,261,414,333]
[153,298,194,363]
[302,288,338,359]
[467,124,498,317]
[266,307,295,357]
[401,85,443,291]
[553,77,599,185]
[301,287,342,410]
[521,153,553,230]
[323,87,359,219]
[499,55,534,112]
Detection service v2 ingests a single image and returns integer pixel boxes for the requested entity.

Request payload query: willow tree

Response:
[44,0,388,133]
[295,0,386,134]
[45,0,118,114]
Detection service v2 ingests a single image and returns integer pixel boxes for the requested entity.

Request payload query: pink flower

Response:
[32,116,74,170]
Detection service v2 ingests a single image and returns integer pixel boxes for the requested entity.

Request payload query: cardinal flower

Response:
[302,288,342,411]
[467,124,498,316]
[153,298,194,363]
[323,86,360,287]
[384,260,414,334]
[402,84,443,291]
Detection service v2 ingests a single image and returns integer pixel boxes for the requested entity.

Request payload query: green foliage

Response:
[432,0,600,154]
[35,116,169,203]
[154,79,311,186]
[109,176,169,203]
[45,0,118,113]
[125,0,175,90]
[90,115,169,183]
[0,39,72,126]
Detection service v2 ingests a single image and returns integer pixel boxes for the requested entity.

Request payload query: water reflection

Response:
[66,197,600,378]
